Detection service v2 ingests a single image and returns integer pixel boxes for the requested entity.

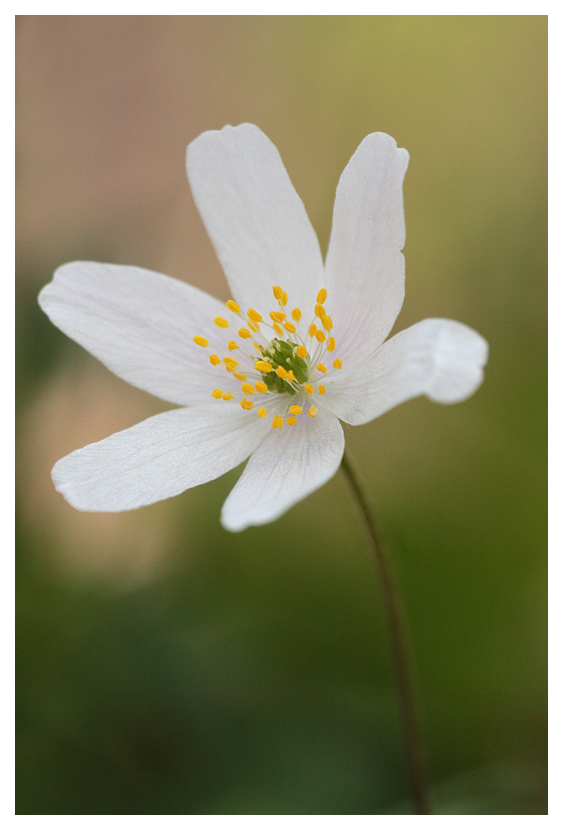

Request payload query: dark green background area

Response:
[16,17,546,814]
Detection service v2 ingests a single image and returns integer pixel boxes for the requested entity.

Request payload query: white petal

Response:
[324,133,409,362]
[187,123,325,315]
[38,262,235,406]
[325,319,488,426]
[221,408,344,532]
[52,404,270,512]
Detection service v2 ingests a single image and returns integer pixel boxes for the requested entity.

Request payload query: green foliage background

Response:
[16,16,547,814]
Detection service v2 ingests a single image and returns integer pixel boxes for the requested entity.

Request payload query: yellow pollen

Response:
[227,340,239,351]
[291,308,302,322]
[240,398,254,410]
[214,317,229,328]
[308,405,318,418]
[241,383,255,395]
[211,389,223,399]
[257,407,268,418]
[308,323,317,337]
[276,366,289,380]
[209,354,221,366]
[315,304,326,318]
[233,372,247,381]
[317,288,327,304]
[315,331,325,343]
[318,384,326,395]
[283,321,296,333]
[322,315,333,331]
[222,392,234,401]
[255,360,274,373]
[270,311,286,323]
[333,358,343,370]
[193,336,209,347]
[247,308,262,323]
[286,416,298,426]
[304,384,314,395]
[238,328,252,339]
[289,405,302,415]
[272,415,284,429]
[273,322,284,336]
[326,337,335,352]
[226,300,241,313]
[272,286,283,300]
[281,291,288,306]
[255,381,268,393]
[296,345,308,359]
[317,363,327,373]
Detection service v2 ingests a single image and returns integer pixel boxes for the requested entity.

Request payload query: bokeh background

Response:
[16,16,547,815]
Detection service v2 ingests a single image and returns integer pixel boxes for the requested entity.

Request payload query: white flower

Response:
[38,124,488,532]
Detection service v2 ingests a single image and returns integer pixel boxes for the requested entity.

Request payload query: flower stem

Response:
[340,449,431,815]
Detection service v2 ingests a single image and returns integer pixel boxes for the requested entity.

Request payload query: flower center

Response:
[193,286,343,429]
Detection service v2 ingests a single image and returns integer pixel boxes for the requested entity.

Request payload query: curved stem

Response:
[340,449,431,815]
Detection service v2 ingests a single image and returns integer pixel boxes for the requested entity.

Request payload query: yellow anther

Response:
[233,372,247,381]
[308,405,318,418]
[193,336,209,347]
[308,323,317,337]
[287,370,296,382]
[255,381,268,393]
[276,366,289,380]
[248,320,260,332]
[317,288,327,304]
[289,405,302,415]
[296,345,308,359]
[281,291,288,306]
[283,321,296,334]
[224,357,239,371]
[226,300,241,313]
[214,317,229,328]
[228,340,239,351]
[273,322,283,336]
[286,416,298,426]
[209,354,221,366]
[317,363,327,373]
[315,304,326,319]
[318,384,326,395]
[211,389,223,399]
[257,407,268,418]
[270,310,286,323]
[272,286,283,300]
[333,358,343,370]
[240,398,254,410]
[326,337,336,352]
[291,308,302,322]
[253,343,262,352]
[222,392,234,401]
[322,315,333,331]
[272,415,284,429]
[241,383,255,395]
[238,328,252,339]
[255,360,274,373]
[304,384,314,395]
[315,330,326,343]
[247,308,262,323]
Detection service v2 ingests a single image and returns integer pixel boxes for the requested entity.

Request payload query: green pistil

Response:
[256,339,308,395]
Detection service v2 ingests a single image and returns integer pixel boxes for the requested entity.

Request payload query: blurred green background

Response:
[16,16,547,814]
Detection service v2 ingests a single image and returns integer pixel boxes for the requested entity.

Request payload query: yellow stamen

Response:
[211,389,223,399]
[308,323,317,337]
[240,398,254,410]
[315,331,325,343]
[296,345,308,359]
[272,415,284,429]
[247,308,262,323]
[308,405,318,418]
[289,405,302,415]
[253,343,262,352]
[322,315,333,331]
[276,366,289,380]
[273,322,284,336]
[281,291,288,306]
[255,381,268,393]
[257,407,268,418]
[248,320,260,332]
[315,304,326,318]
[226,300,240,313]
[227,340,239,351]
[193,336,209,347]
[209,354,221,366]
[317,288,327,304]
[287,370,296,382]
[222,392,234,401]
[241,383,255,395]
[318,385,326,395]
[326,337,335,352]
[238,328,252,339]
[283,321,296,334]
[304,384,314,395]
[272,286,283,300]
[286,416,298,426]
[333,358,343,370]
[224,357,239,371]
[255,360,274,373]
[214,317,229,328]
[270,311,286,323]
[291,308,302,322]
[233,373,247,381]
[317,363,327,373]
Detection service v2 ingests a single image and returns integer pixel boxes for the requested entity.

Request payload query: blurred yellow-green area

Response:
[16,16,547,815]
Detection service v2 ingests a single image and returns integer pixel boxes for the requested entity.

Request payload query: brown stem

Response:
[340,449,431,814]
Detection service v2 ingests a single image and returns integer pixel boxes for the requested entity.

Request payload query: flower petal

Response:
[324,133,409,362]
[221,408,344,532]
[38,262,235,406]
[186,123,324,314]
[325,319,488,426]
[52,405,270,512]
